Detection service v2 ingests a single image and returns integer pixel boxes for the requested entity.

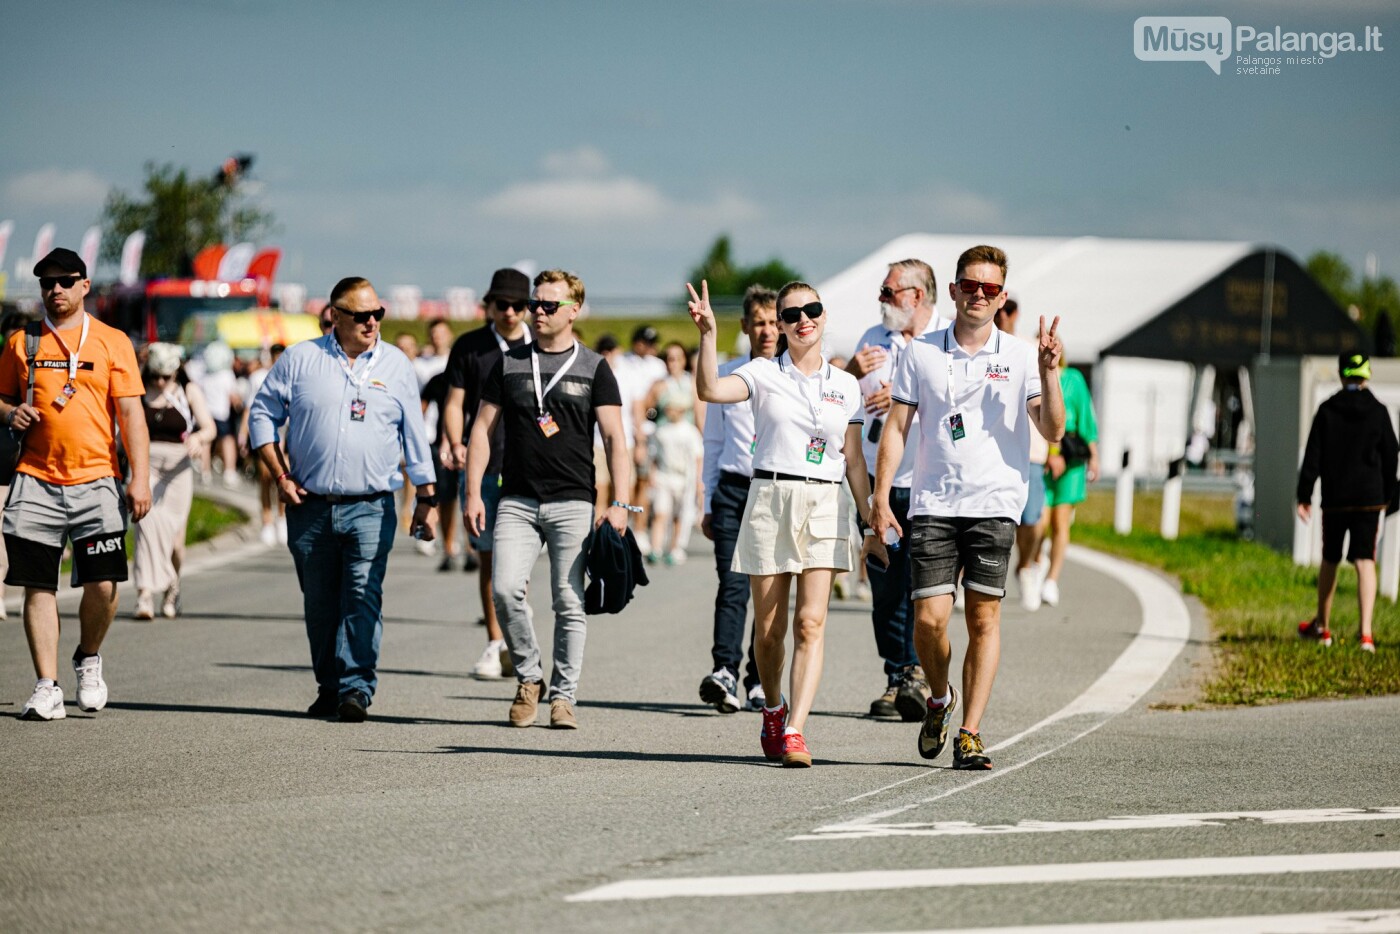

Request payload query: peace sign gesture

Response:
[686,280,716,336]
[1037,315,1062,371]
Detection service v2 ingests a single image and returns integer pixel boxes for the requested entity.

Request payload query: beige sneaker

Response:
[509,681,542,728]
[549,697,578,730]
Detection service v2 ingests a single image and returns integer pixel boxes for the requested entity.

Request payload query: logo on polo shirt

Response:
[821,390,847,406]
[985,364,1011,382]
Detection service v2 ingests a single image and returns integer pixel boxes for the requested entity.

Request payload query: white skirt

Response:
[732,478,851,575]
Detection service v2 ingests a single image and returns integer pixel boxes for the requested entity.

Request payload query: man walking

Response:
[0,248,151,720]
[1296,352,1398,652]
[697,285,780,713]
[873,245,1064,769]
[465,269,631,729]
[249,276,438,722]
[442,268,533,678]
[847,259,945,721]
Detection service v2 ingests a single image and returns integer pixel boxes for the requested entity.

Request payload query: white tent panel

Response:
[1094,357,1194,478]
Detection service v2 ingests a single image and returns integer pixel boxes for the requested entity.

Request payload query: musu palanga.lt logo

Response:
[1134,16,1383,75]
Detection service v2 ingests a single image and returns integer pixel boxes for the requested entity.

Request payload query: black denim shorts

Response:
[909,515,1016,600]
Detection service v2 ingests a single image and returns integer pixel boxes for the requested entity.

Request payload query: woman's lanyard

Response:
[44,312,89,409]
[333,337,380,422]
[491,324,532,353]
[531,342,580,438]
[781,351,830,465]
[163,385,192,439]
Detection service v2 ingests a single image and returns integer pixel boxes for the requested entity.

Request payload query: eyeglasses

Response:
[334,306,387,324]
[527,299,579,315]
[778,302,824,324]
[39,275,83,291]
[878,285,916,302]
[493,299,528,313]
[957,278,1005,298]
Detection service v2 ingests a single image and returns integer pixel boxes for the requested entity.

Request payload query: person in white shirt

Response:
[994,298,1051,611]
[690,279,886,768]
[847,258,947,722]
[647,401,703,564]
[873,244,1064,771]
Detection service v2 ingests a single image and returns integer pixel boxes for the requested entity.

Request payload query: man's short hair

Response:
[595,333,619,354]
[776,280,821,307]
[955,245,1008,280]
[889,259,936,303]
[535,269,585,306]
[329,277,372,305]
[741,285,777,320]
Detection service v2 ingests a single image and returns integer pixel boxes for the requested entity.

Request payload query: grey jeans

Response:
[491,496,594,703]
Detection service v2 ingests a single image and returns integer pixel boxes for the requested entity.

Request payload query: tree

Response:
[683,235,802,311]
[1305,250,1400,337]
[99,158,275,279]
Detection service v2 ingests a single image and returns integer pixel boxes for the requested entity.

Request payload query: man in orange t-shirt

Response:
[0,248,151,722]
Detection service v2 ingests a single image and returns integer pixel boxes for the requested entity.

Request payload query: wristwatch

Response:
[415,493,439,507]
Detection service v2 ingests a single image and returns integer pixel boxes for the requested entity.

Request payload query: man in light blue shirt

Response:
[249,276,438,722]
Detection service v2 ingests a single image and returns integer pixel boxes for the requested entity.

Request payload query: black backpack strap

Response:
[23,321,42,408]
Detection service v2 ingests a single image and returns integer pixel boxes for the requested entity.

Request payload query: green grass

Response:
[1075,489,1400,705]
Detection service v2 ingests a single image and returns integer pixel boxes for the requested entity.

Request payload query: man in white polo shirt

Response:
[872,244,1064,770]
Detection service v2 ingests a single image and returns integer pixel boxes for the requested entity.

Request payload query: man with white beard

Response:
[845,259,948,721]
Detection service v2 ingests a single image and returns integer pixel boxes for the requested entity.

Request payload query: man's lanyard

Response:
[531,342,580,415]
[44,312,90,383]
[779,350,828,438]
[491,323,532,354]
[332,336,380,399]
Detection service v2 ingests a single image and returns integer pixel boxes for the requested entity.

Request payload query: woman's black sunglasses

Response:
[779,302,824,325]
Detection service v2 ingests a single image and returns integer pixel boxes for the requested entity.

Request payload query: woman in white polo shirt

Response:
[688,279,885,768]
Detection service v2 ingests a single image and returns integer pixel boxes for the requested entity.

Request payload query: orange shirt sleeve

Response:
[0,330,24,399]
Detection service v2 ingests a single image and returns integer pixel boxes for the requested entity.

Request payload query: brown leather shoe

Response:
[509,681,542,728]
[549,697,578,730]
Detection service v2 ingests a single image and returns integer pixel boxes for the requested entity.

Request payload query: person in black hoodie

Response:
[1296,352,1398,652]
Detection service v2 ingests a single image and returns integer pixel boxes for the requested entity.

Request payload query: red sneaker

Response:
[1298,620,1332,646]
[782,731,812,768]
[760,699,787,761]
[1361,634,1376,653]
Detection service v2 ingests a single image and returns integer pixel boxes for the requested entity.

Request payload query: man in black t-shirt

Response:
[465,269,631,730]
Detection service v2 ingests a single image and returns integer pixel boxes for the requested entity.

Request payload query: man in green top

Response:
[1038,356,1098,607]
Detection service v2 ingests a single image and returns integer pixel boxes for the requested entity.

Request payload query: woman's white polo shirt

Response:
[734,352,863,480]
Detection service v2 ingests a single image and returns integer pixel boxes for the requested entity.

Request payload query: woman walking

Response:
[1037,355,1098,606]
[689,279,884,767]
[132,343,216,619]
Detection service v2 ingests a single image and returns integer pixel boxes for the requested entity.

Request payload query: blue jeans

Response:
[285,494,396,703]
[868,480,917,684]
[708,475,759,689]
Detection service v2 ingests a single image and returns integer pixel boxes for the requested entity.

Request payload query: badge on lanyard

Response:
[537,412,561,438]
[54,380,78,410]
[948,412,965,441]
[350,398,367,422]
[806,435,827,464]
[749,434,757,455]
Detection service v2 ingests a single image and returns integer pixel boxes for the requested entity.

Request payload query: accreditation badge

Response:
[537,412,561,438]
[53,380,78,410]
[805,435,827,465]
[350,398,366,422]
[948,412,965,441]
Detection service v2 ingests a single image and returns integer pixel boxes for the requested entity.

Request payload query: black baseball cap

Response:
[1340,352,1371,380]
[483,268,531,304]
[33,247,86,279]
[632,325,659,345]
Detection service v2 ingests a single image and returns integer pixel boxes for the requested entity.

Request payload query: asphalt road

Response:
[2,492,1397,933]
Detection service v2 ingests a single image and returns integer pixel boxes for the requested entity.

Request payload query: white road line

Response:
[831,544,1191,815]
[565,850,1400,902]
[850,907,1400,933]
[794,806,1400,841]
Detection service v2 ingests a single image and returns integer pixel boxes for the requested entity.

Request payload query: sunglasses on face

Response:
[39,275,83,291]
[957,278,1005,298]
[334,306,387,324]
[527,299,579,315]
[778,302,824,324]
[878,285,915,302]
[493,299,528,313]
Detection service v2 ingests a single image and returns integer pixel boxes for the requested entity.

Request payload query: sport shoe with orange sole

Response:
[781,731,812,768]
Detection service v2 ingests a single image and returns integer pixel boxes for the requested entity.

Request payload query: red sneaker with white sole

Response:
[760,699,787,761]
[1361,634,1376,653]
[1298,620,1332,646]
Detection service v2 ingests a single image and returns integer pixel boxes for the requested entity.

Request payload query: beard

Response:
[881,303,915,332]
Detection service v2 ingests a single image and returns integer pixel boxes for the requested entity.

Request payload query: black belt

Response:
[753,469,838,484]
[718,471,752,487]
[303,491,390,504]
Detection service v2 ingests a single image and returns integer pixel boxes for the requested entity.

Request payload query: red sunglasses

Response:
[957,278,1004,298]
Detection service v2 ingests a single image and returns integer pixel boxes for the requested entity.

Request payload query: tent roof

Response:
[817,233,1260,361]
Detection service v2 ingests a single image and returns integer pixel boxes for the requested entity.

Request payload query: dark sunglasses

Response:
[779,302,824,324]
[527,299,579,315]
[878,285,916,302]
[39,275,83,290]
[957,278,1004,298]
[334,306,387,324]
[493,299,528,313]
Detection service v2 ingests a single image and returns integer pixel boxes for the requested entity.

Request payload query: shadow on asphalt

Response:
[217,661,473,680]
[102,700,514,726]
[414,744,921,768]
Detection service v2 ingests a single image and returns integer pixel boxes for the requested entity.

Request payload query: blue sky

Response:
[3,0,1396,302]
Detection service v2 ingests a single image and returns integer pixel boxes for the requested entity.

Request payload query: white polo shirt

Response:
[891,326,1042,519]
[734,352,864,482]
[853,316,947,488]
[702,356,758,511]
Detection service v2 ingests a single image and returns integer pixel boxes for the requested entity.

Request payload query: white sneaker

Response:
[162,584,180,619]
[0,601,7,620]
[20,682,66,720]
[222,470,239,489]
[746,683,765,712]
[854,581,873,602]
[472,640,506,679]
[260,523,277,547]
[1041,578,1061,607]
[133,591,155,621]
[414,539,436,557]
[73,655,108,712]
[1018,568,1042,612]
[276,516,288,545]
[666,548,687,566]
[634,530,652,554]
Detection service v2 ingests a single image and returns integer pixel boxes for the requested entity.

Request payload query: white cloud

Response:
[3,168,108,208]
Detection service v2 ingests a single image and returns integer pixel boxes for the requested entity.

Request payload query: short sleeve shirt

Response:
[0,315,144,485]
[734,352,864,482]
[891,326,1042,519]
[447,324,529,473]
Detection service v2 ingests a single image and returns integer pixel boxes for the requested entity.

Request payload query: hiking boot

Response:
[549,698,578,730]
[782,731,812,768]
[1298,619,1332,646]
[918,686,960,761]
[869,683,900,719]
[699,668,742,714]
[20,682,65,721]
[895,667,931,722]
[337,690,369,723]
[952,728,992,770]
[509,681,542,727]
[73,654,108,712]
[760,698,787,761]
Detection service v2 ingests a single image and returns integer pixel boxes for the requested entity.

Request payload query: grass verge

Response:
[58,496,247,577]
[1075,489,1400,705]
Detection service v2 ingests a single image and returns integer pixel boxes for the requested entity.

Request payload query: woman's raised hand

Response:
[686,280,715,336]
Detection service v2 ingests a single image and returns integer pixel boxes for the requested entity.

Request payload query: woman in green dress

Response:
[1039,359,1098,606]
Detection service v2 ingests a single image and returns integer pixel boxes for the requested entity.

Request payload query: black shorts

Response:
[1321,510,1382,563]
[909,516,1016,600]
